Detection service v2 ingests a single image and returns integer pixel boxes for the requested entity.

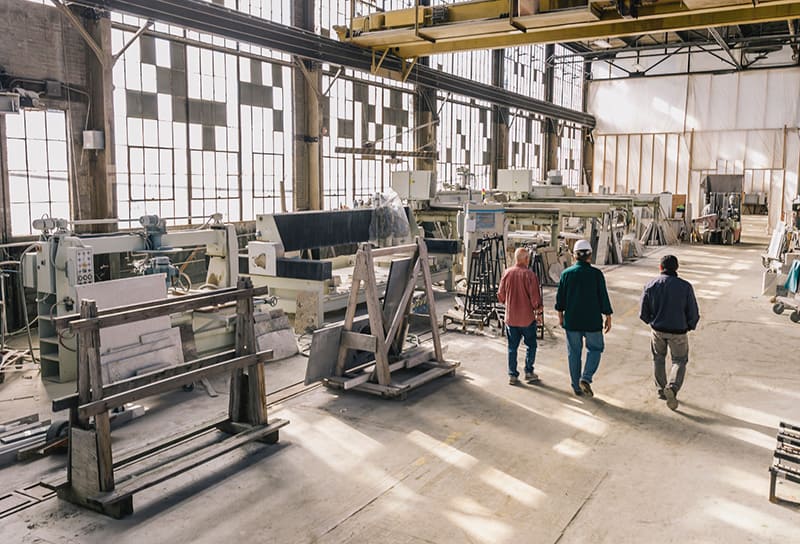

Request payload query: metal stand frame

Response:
[324,237,459,399]
[46,278,288,518]
[770,421,800,504]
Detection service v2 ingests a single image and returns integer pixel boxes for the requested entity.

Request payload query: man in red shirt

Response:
[497,248,544,385]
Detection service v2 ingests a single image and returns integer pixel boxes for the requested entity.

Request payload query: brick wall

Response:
[0,0,93,238]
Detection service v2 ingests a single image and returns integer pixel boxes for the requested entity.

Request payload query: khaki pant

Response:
[651,330,689,393]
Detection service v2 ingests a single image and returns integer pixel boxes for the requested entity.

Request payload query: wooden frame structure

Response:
[46,278,288,518]
[324,237,459,399]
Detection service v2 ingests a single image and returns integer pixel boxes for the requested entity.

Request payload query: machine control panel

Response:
[67,247,94,286]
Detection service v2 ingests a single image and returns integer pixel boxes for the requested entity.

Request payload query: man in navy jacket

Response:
[639,255,700,410]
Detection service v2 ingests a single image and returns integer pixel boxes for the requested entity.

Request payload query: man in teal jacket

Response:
[555,239,613,397]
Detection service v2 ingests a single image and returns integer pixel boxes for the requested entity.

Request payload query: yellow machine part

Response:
[338,0,800,58]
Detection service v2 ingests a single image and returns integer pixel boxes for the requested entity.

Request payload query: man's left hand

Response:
[604,315,612,334]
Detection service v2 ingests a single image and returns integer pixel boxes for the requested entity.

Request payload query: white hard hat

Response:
[574,239,592,253]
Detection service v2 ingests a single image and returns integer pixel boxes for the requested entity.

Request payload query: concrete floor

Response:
[1,215,799,543]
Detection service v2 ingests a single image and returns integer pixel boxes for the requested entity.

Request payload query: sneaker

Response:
[579,380,594,398]
[509,376,520,385]
[663,386,678,410]
[573,389,584,397]
[525,372,540,383]
[657,389,666,400]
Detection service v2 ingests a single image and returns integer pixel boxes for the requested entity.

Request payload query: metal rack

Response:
[45,278,288,518]
[464,235,505,325]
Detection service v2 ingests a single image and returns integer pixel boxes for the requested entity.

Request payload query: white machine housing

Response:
[497,169,533,194]
[391,170,437,201]
[463,203,507,266]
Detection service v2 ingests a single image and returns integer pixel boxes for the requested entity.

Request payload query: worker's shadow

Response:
[589,396,720,426]
[525,381,583,403]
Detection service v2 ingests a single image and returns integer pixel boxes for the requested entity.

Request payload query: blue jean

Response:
[507,321,538,377]
[565,330,604,392]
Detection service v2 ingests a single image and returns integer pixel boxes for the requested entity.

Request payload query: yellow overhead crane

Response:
[336,0,800,60]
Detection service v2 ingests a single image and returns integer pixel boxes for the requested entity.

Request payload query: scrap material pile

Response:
[638,202,679,246]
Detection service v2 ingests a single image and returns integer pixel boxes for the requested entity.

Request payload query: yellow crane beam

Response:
[338,0,800,58]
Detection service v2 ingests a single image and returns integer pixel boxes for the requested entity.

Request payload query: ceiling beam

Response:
[371,2,800,58]
[707,26,743,69]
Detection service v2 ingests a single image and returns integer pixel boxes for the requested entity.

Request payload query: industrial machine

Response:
[459,204,507,326]
[244,208,459,331]
[22,215,244,382]
[694,175,743,245]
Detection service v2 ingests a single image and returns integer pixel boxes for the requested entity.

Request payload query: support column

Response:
[490,49,509,187]
[414,61,437,173]
[414,0,437,175]
[0,118,9,242]
[542,44,560,182]
[292,0,322,210]
[83,9,116,231]
[581,59,595,192]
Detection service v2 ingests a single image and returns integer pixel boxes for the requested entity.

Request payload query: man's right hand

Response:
[558,312,564,327]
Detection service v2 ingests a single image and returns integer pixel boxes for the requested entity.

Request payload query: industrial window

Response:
[505,45,547,179]
[236,0,292,24]
[321,70,415,209]
[552,45,584,111]
[240,57,294,218]
[112,12,293,225]
[436,95,493,191]
[504,45,546,100]
[552,47,585,188]
[317,1,416,209]
[432,50,494,86]
[4,110,71,236]
[508,111,544,181]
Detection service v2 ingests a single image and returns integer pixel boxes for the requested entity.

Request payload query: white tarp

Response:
[588,68,800,229]
[590,70,800,134]
[588,76,688,134]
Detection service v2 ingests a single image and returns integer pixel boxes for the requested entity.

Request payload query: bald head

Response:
[514,247,530,265]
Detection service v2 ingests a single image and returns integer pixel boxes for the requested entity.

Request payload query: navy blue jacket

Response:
[639,271,700,334]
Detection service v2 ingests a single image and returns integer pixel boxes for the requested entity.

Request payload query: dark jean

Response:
[565,330,604,392]
[507,321,538,377]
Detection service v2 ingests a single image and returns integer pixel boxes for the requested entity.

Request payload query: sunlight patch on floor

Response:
[552,437,591,458]
[716,466,766,497]
[479,467,547,508]
[407,430,479,470]
[715,425,775,451]
[720,403,782,429]
[445,509,513,543]
[704,498,797,536]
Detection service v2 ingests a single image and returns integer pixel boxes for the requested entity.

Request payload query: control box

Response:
[248,241,280,276]
[36,241,55,294]
[497,169,533,193]
[21,252,37,289]
[391,170,436,201]
[67,246,94,286]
